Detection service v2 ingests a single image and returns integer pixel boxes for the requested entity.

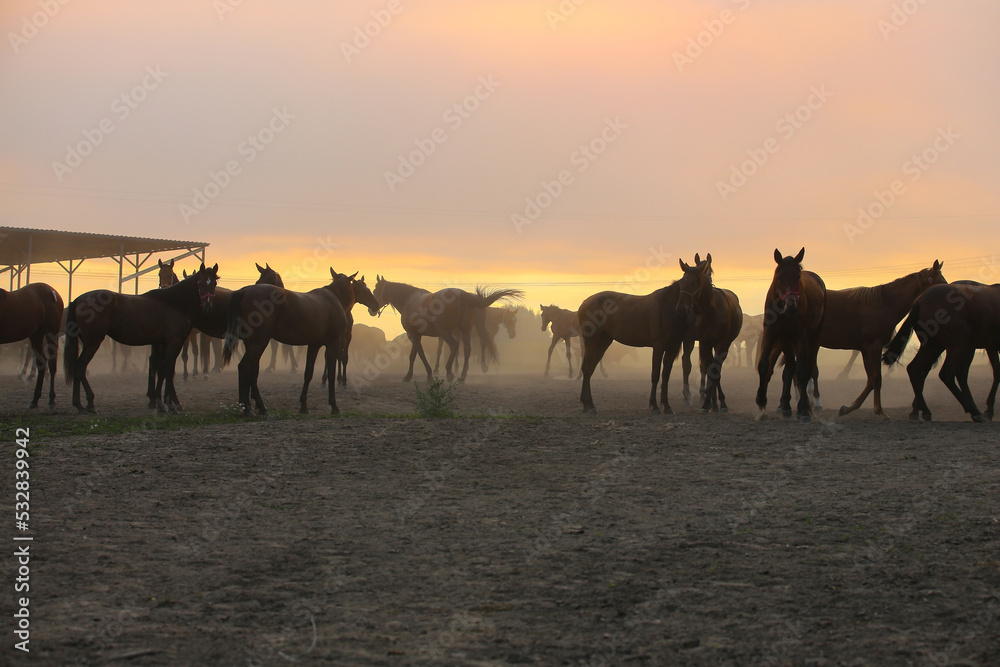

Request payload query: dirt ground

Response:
[1,350,999,666]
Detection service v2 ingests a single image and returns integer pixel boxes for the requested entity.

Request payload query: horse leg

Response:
[659,341,683,414]
[810,365,822,411]
[410,335,434,382]
[238,341,267,415]
[338,331,351,387]
[299,345,320,414]
[906,344,939,421]
[681,336,693,406]
[779,354,796,418]
[544,337,559,377]
[698,344,714,413]
[325,343,340,414]
[212,338,223,373]
[402,335,419,382]
[579,335,611,413]
[180,339,189,383]
[158,343,184,414]
[838,350,859,380]
[285,345,298,373]
[266,342,277,372]
[950,347,983,422]
[45,332,58,408]
[755,329,778,416]
[27,335,45,409]
[459,330,472,382]
[936,355,963,404]
[76,341,102,414]
[147,345,162,409]
[838,350,875,417]
[433,335,446,374]
[985,349,999,421]
[794,342,815,423]
[321,358,329,388]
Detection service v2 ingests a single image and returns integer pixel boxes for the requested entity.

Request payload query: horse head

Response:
[348,273,380,317]
[503,306,518,339]
[255,262,283,288]
[194,263,220,312]
[917,260,947,289]
[770,247,806,317]
[157,258,177,288]
[676,254,712,316]
[540,304,554,332]
[371,275,390,316]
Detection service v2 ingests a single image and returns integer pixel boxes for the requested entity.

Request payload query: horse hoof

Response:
[838,406,849,417]
[985,411,994,422]
[755,410,767,422]
[798,415,811,424]
[650,406,661,415]
[922,412,932,422]
[330,407,340,415]
[972,414,985,423]
[28,403,38,410]
[700,408,709,414]
[87,406,97,414]
[814,400,823,411]
[401,376,412,383]
[720,407,728,414]
[778,409,792,419]
[909,411,920,421]
[583,406,598,414]
[300,407,309,415]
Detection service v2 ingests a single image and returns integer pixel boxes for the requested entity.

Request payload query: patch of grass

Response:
[414,378,459,418]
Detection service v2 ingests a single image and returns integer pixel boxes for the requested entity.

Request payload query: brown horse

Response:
[883,281,1000,422]
[321,273,381,387]
[578,260,707,413]
[371,278,523,383]
[434,306,519,374]
[253,264,300,374]
[157,260,202,382]
[755,248,826,422]
[682,254,743,413]
[540,304,584,378]
[222,268,351,415]
[0,283,63,409]
[730,313,763,367]
[64,264,219,413]
[815,261,946,418]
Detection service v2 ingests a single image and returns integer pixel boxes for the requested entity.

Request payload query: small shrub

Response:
[414,379,459,418]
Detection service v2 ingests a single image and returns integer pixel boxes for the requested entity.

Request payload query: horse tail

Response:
[63,299,79,385]
[467,286,525,310]
[222,289,245,367]
[472,306,501,366]
[882,303,919,366]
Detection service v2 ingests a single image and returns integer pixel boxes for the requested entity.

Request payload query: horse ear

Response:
[694,253,701,264]
[679,259,688,271]
[169,259,174,268]
[212,263,218,273]
[265,263,271,270]
[330,267,336,278]
[360,275,365,282]
[933,259,942,271]
[256,263,265,273]
[774,249,782,264]
[183,269,188,278]
[158,259,164,268]
[706,252,712,265]
[199,262,206,272]
[794,247,805,263]
[348,271,358,279]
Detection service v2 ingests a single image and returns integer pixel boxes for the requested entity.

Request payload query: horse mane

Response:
[838,271,918,306]
[146,272,196,304]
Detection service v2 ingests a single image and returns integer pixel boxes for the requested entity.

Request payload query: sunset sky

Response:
[2,0,998,337]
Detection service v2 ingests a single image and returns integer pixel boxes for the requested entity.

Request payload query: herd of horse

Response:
[1,249,997,422]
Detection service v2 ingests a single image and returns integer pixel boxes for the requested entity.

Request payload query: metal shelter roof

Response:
[0,226,207,266]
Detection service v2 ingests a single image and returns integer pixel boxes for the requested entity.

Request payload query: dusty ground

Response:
[1,352,999,666]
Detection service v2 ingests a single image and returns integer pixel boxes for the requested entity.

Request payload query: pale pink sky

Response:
[2,1,998,335]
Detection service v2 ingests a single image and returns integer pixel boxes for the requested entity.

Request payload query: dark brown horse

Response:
[371,278,523,383]
[321,273,381,387]
[816,261,946,418]
[578,260,707,413]
[253,264,300,374]
[755,248,826,422]
[681,254,743,413]
[883,281,1000,422]
[0,283,63,409]
[434,306,519,374]
[222,268,351,415]
[64,264,219,413]
[157,260,202,382]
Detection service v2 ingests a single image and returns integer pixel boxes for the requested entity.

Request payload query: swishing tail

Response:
[63,300,79,385]
[882,303,919,366]
[221,289,246,366]
[465,287,524,366]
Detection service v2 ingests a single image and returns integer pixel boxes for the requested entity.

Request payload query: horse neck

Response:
[150,277,199,314]
[382,282,424,309]
[879,273,924,318]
